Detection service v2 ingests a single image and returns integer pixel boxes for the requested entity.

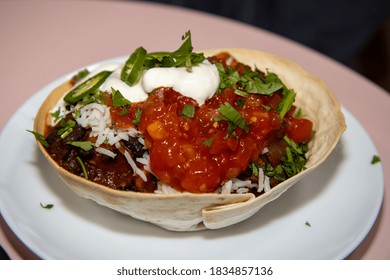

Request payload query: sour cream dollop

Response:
[99,68,148,103]
[142,60,220,105]
[100,60,220,105]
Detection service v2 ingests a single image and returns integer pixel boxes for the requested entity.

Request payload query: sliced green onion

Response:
[57,119,76,139]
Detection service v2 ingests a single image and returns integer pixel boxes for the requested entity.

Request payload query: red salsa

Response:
[109,54,313,193]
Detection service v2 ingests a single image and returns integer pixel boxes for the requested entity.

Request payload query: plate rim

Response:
[0,59,384,260]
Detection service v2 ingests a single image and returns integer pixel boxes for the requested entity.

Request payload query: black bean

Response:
[124,137,145,158]
[65,125,86,142]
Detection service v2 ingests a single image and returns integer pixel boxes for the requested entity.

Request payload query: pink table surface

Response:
[0,0,389,260]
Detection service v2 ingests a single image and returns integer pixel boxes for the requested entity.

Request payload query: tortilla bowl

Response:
[33,48,346,231]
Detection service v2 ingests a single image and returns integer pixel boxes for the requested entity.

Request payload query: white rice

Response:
[155,181,181,194]
[218,174,269,195]
[123,150,147,182]
[74,103,112,147]
[258,167,271,193]
[220,180,233,194]
[95,147,117,158]
[136,152,151,173]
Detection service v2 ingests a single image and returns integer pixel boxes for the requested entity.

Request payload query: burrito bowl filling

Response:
[34,32,313,195]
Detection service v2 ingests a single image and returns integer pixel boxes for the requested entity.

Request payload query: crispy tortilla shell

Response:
[34,48,346,231]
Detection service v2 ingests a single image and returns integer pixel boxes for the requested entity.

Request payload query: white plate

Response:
[0,60,384,260]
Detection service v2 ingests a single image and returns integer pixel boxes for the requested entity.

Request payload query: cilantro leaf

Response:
[27,130,49,148]
[76,156,88,180]
[216,62,296,119]
[66,141,95,151]
[181,104,195,118]
[72,68,90,83]
[145,31,205,70]
[257,136,308,182]
[40,203,54,209]
[80,90,104,106]
[112,87,131,107]
[132,108,143,127]
[216,102,250,133]
[371,155,381,165]
[50,108,61,123]
[279,136,308,178]
[120,108,128,116]
[277,88,296,119]
[216,63,283,96]
[203,138,214,147]
[243,71,283,95]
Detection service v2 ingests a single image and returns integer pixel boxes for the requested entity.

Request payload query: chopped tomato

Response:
[285,117,313,143]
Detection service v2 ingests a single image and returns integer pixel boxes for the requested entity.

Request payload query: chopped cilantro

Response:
[371,155,381,165]
[181,104,195,118]
[249,162,260,177]
[132,108,143,127]
[305,221,311,227]
[277,88,296,119]
[50,108,61,122]
[40,203,54,209]
[120,108,128,116]
[262,105,271,111]
[66,141,95,151]
[144,30,205,70]
[280,136,308,178]
[265,163,286,181]
[283,136,307,154]
[216,63,283,97]
[216,62,297,119]
[294,108,303,118]
[257,136,308,182]
[215,102,250,133]
[76,156,88,180]
[244,71,284,95]
[81,90,104,105]
[73,68,90,83]
[236,99,245,109]
[27,130,49,148]
[112,87,131,107]
[203,138,214,147]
